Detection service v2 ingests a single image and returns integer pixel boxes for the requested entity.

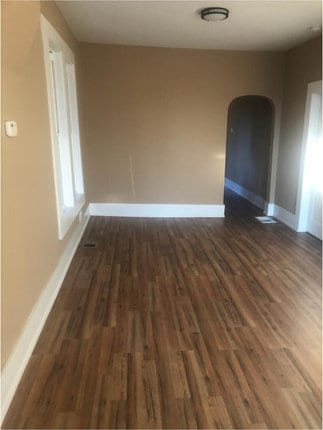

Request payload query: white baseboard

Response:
[1,211,90,423]
[224,179,298,225]
[265,203,275,217]
[225,178,268,211]
[89,203,225,218]
[273,204,298,230]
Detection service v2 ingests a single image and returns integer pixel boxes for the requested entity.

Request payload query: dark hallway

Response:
[224,187,264,218]
[224,96,274,217]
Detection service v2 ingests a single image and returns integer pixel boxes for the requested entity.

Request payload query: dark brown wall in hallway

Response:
[225,96,273,200]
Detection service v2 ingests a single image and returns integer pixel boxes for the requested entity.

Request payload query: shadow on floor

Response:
[224,187,264,218]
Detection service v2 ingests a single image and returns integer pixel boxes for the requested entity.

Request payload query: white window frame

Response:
[41,15,85,239]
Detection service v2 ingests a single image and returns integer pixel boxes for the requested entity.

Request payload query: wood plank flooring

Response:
[3,204,322,428]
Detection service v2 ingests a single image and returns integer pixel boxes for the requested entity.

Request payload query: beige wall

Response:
[275,36,322,213]
[2,0,319,370]
[1,1,82,365]
[40,0,78,54]
[79,43,285,204]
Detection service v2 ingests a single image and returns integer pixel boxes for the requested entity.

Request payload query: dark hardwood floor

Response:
[3,196,322,429]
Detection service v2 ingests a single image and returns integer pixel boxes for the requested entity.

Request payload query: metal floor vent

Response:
[83,242,97,248]
[255,216,277,224]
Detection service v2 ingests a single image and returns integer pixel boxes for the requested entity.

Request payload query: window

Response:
[41,15,85,239]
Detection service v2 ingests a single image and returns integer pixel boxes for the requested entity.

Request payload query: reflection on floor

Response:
[3,210,322,429]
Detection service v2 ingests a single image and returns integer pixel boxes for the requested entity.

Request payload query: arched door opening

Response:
[224,95,274,217]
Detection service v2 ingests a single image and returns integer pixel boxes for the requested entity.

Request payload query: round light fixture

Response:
[200,7,229,22]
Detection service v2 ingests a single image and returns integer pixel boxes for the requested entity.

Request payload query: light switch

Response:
[5,121,18,137]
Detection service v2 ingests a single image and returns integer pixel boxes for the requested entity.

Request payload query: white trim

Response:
[59,195,85,240]
[1,211,90,423]
[265,203,275,217]
[89,203,225,218]
[224,178,298,229]
[225,178,270,212]
[41,15,85,240]
[273,204,298,230]
[66,63,84,196]
[296,80,322,233]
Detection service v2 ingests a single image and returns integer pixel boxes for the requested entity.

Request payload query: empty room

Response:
[1,1,322,428]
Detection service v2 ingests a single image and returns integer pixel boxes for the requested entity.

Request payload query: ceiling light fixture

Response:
[200,7,229,22]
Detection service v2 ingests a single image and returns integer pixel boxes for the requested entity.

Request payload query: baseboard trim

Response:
[1,211,90,423]
[89,203,225,218]
[225,178,269,211]
[224,179,298,225]
[265,203,275,217]
[273,204,298,230]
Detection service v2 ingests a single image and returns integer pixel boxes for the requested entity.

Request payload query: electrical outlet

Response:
[5,121,18,137]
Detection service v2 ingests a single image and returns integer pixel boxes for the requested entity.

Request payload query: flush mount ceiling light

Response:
[200,7,229,22]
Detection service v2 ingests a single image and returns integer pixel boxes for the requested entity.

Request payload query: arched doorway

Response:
[224,95,274,217]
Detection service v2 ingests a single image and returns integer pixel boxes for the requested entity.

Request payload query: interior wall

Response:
[1,0,83,366]
[225,96,273,200]
[2,0,319,369]
[79,43,285,205]
[275,36,322,213]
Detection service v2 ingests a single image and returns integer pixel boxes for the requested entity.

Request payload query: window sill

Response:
[58,194,85,240]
